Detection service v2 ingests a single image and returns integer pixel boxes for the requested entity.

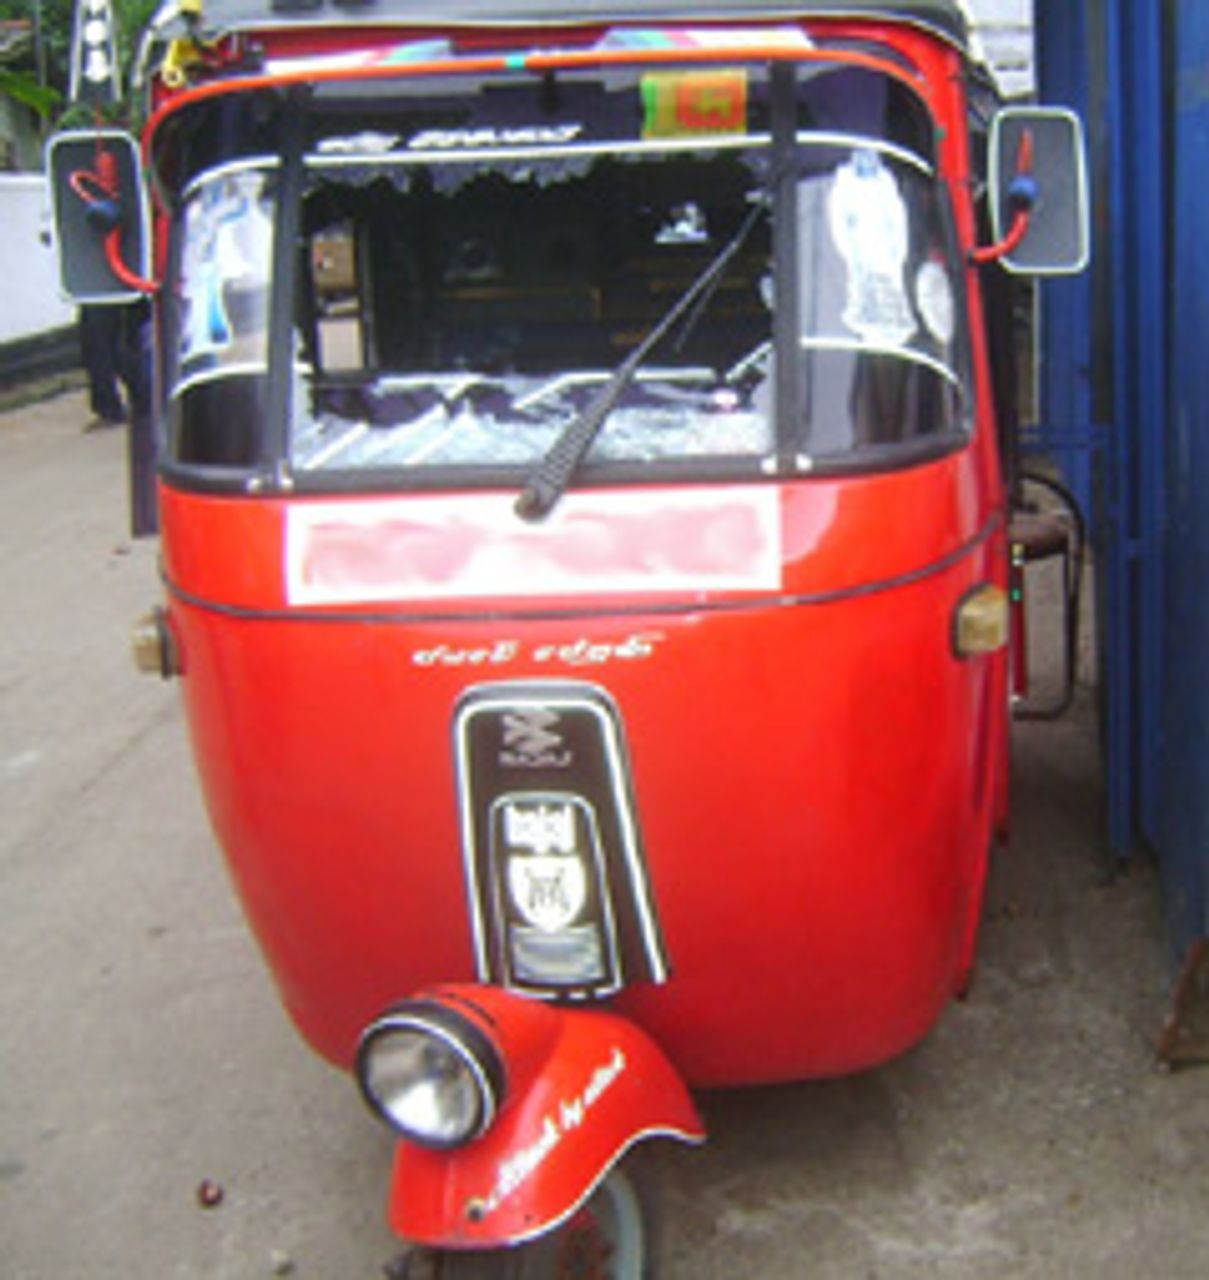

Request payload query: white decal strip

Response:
[286,489,782,606]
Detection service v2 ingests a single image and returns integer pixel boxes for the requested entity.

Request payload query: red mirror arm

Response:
[103,226,159,295]
[972,127,1037,267]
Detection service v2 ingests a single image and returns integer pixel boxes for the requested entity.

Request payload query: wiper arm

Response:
[515,195,768,521]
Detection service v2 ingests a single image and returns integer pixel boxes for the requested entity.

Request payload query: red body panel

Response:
[162,450,1007,1086]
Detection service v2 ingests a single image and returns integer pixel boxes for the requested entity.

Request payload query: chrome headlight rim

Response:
[355,1000,506,1150]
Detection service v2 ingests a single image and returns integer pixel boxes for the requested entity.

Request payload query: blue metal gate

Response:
[1036,0,1209,958]
[1157,2,1209,954]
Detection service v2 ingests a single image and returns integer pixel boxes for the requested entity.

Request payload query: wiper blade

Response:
[514,195,768,521]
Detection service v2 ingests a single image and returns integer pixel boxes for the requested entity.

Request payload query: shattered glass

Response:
[292,142,777,475]
[164,61,971,477]
[292,369,772,471]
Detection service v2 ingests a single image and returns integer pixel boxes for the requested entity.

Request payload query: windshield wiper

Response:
[514,194,768,520]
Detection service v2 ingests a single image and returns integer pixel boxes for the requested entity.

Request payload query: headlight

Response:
[356,1002,504,1149]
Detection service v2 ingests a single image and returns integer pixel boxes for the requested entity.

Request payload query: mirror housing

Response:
[46,129,151,302]
[988,107,1090,276]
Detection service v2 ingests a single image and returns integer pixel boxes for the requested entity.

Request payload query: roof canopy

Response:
[194,1,968,48]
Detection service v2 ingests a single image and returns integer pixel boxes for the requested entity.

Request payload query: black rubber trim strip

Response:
[162,508,1004,626]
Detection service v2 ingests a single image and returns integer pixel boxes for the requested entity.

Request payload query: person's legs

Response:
[80,306,126,426]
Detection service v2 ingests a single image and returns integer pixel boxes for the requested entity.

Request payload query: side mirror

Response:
[46,129,152,302]
[988,107,1090,276]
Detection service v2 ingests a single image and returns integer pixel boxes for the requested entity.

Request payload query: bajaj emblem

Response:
[500,708,572,768]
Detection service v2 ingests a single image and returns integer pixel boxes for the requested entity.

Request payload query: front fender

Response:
[386,985,704,1249]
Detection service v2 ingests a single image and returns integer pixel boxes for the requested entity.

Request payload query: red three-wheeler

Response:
[49,0,1089,1273]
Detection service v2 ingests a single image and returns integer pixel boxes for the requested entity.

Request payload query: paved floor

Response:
[2,389,1206,1279]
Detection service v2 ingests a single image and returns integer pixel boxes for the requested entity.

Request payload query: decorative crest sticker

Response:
[829,148,917,347]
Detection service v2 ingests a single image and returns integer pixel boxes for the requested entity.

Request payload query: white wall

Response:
[964,0,1035,97]
[0,175,76,344]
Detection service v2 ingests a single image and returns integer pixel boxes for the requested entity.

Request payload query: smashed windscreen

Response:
[165,61,970,480]
[293,138,776,476]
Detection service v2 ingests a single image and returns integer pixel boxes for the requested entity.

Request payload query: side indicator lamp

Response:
[953,583,1010,658]
[131,607,181,679]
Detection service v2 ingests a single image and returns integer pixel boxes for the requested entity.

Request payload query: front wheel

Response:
[435,1162,654,1280]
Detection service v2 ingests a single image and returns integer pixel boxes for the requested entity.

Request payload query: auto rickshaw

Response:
[49,1,1089,1273]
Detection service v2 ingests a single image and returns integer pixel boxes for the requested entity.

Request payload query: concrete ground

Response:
[2,389,1206,1279]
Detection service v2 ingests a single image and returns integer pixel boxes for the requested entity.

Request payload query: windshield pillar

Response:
[770,61,802,474]
[263,86,308,488]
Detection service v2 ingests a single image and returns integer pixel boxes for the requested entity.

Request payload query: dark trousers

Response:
[81,302,158,536]
[80,305,127,423]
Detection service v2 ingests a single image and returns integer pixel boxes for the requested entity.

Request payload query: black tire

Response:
[435,1158,656,1280]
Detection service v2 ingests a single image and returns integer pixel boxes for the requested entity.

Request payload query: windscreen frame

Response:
[154,48,971,495]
